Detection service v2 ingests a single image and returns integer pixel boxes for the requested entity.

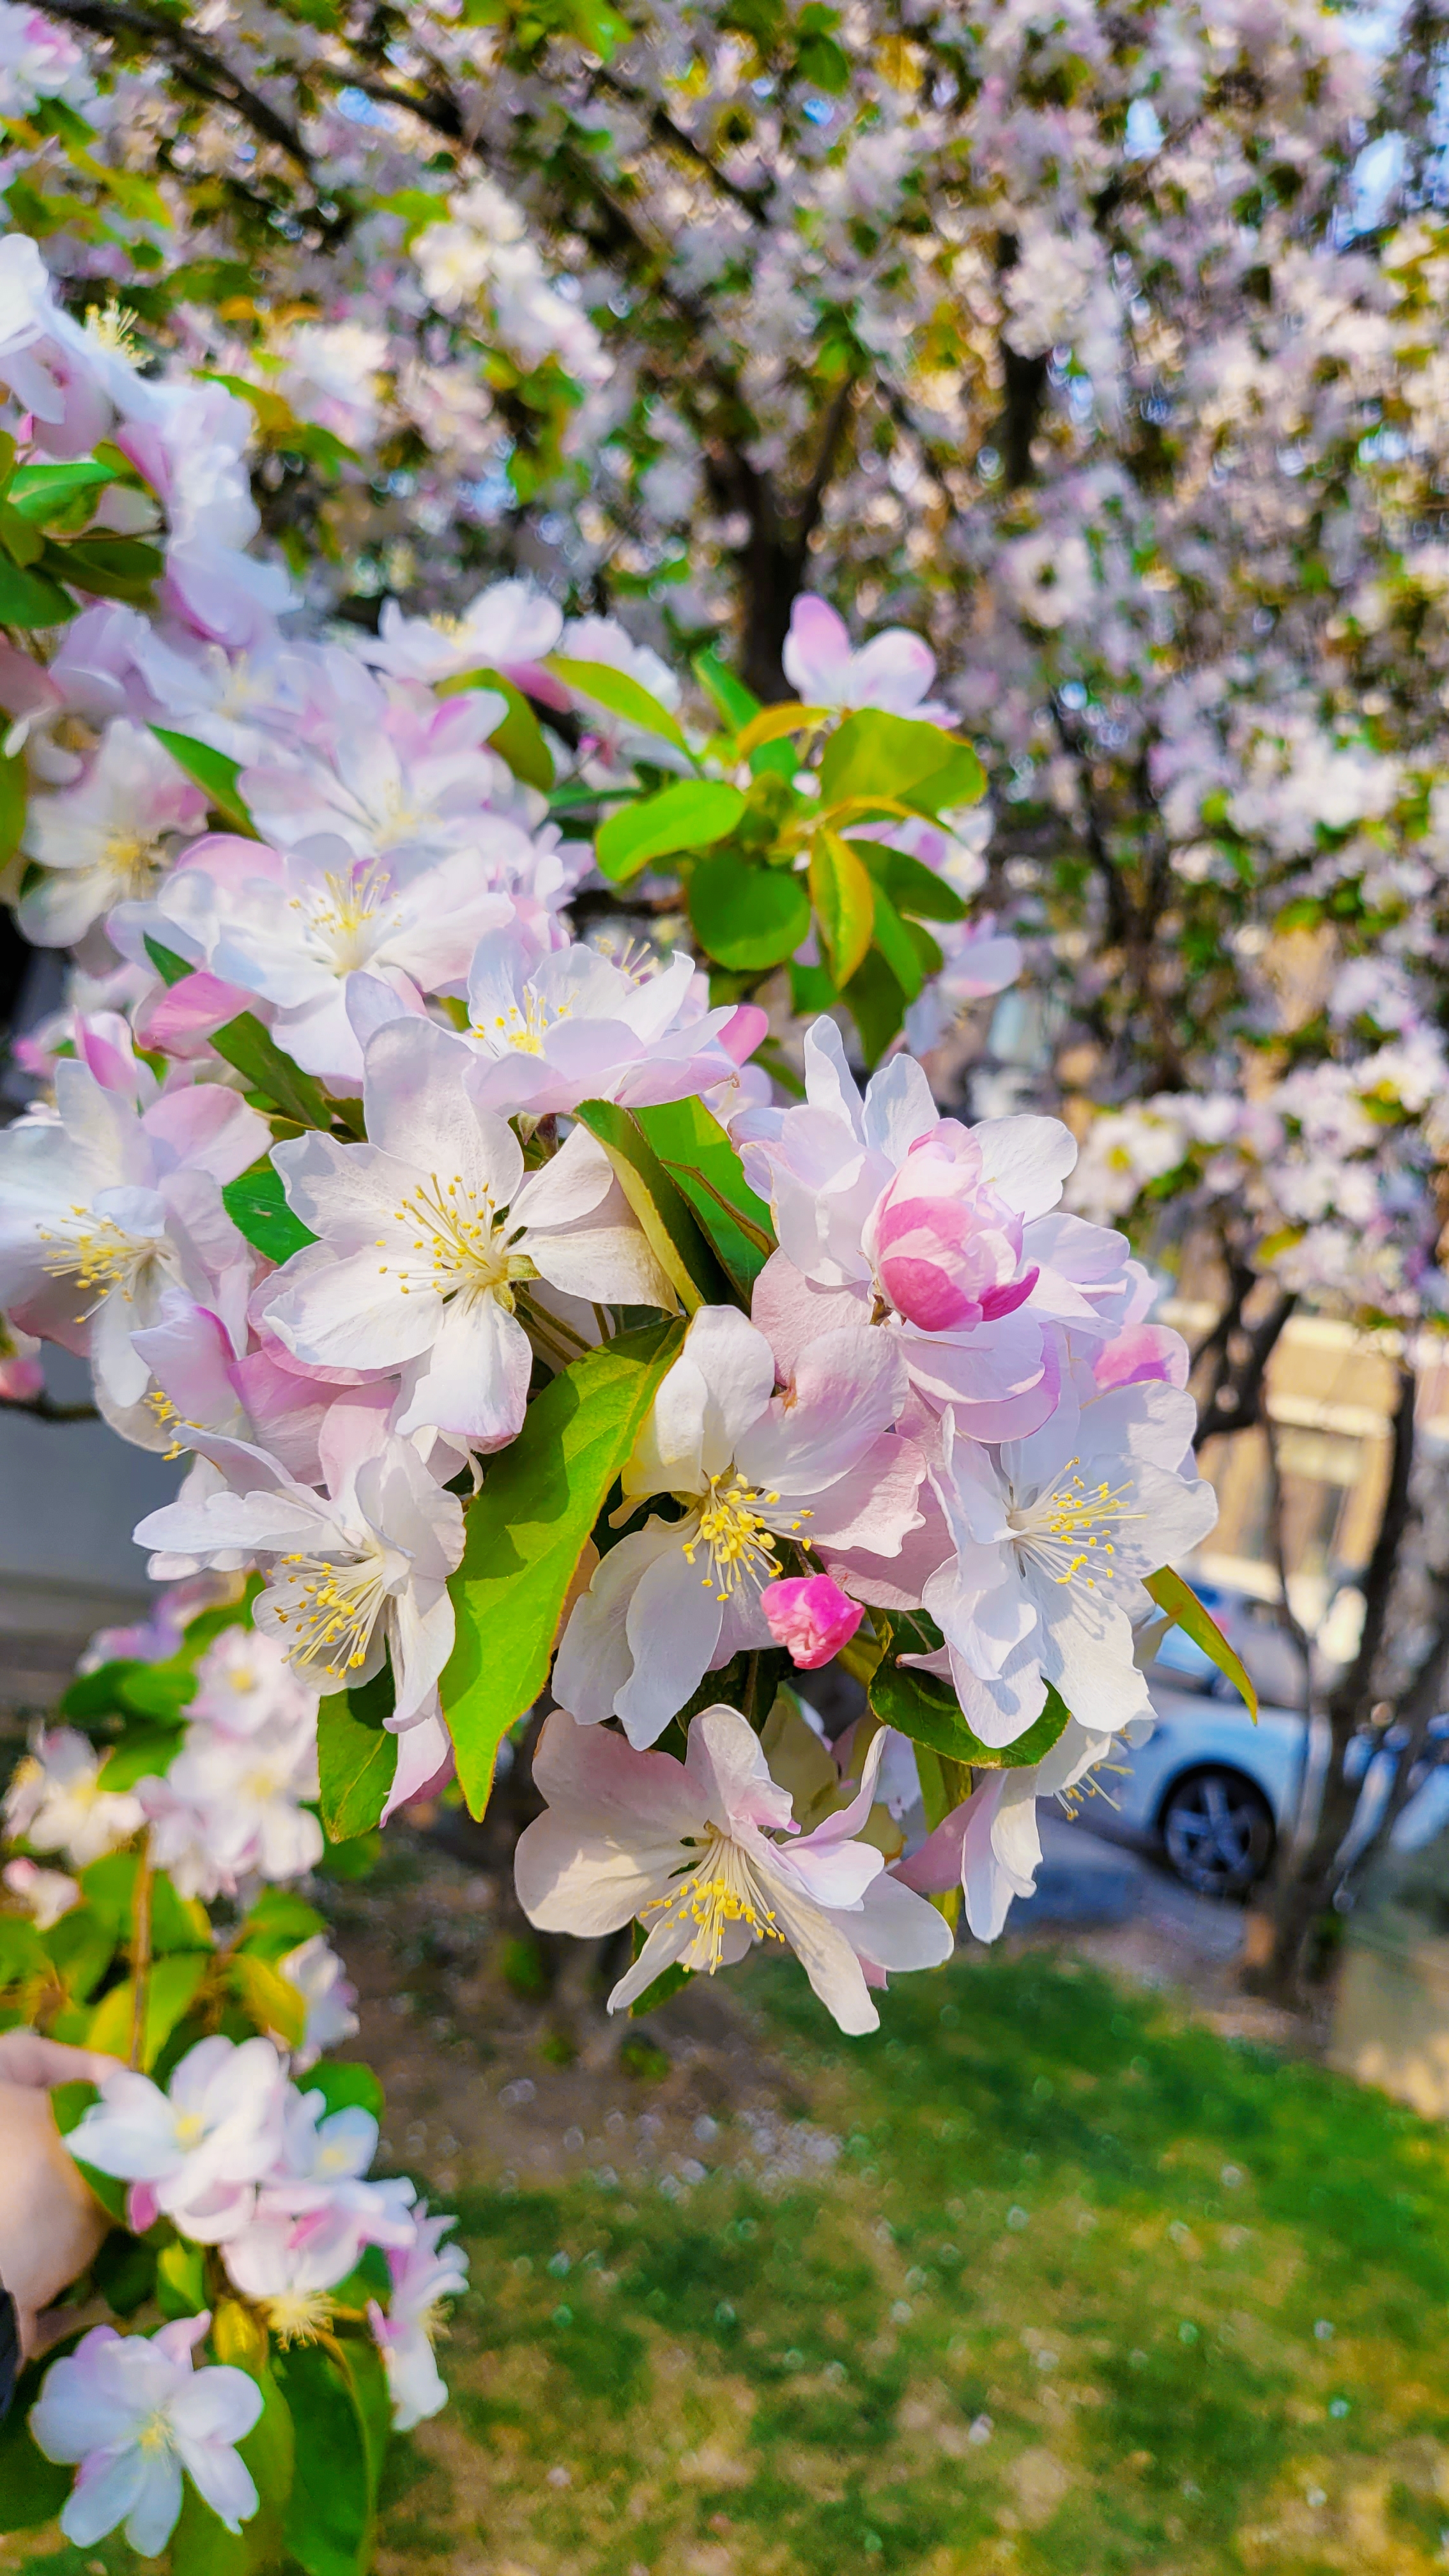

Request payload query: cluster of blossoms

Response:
[1063,949,1449,1322]
[0,217,1232,2564]
[29,2031,466,2550]
[0,215,1215,1964]
[5,1622,326,1903]
[523,1023,1215,1961]
[4,0,1446,1367]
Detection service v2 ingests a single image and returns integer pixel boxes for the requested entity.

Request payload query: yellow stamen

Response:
[641,1827,785,1972]
[678,1472,808,1601]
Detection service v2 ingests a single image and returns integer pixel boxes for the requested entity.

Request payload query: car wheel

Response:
[1159,1767,1275,1897]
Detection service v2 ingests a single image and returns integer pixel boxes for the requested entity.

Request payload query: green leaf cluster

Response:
[555,646,986,1061]
[0,436,157,628]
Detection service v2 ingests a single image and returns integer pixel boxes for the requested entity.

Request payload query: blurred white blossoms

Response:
[3,1852,80,1926]
[30,2313,261,2554]
[137,1624,323,1900]
[781,596,948,721]
[60,2029,464,2399]
[0,1054,267,1426]
[368,2205,469,2429]
[19,719,206,945]
[279,1932,360,2067]
[3,1724,143,1868]
[66,2033,288,2242]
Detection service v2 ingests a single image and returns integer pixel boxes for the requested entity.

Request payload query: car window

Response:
[1149,1627,1221,1692]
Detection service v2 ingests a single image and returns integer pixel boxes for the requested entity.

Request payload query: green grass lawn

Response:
[382,1948,1449,2576]
[9,1944,1449,2576]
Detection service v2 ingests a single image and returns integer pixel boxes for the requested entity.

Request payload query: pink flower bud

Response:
[863,1123,1035,1333]
[761,1574,864,1670]
[0,1350,45,1401]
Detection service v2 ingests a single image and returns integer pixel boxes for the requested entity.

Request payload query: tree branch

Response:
[592,67,773,218]
[0,1392,99,1423]
[794,376,858,555]
[1194,1287,1296,1446]
[1327,1362,1417,1735]
[36,0,316,174]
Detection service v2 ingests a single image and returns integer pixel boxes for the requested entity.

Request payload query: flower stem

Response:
[128,1832,153,2071]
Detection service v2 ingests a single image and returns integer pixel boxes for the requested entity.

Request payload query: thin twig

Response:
[1,1392,100,1423]
[35,0,316,173]
[1262,1409,1315,1715]
[128,1832,153,2073]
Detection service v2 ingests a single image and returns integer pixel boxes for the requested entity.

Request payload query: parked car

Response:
[1091,1592,1449,1897]
[1103,1649,1312,1897]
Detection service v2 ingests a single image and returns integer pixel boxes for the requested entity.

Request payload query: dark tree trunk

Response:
[0,905,31,1048]
[999,342,1050,487]
[1247,1363,1417,2002]
[736,526,805,705]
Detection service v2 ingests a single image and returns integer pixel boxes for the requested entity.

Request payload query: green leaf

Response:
[809,826,875,986]
[234,1887,326,1956]
[118,1659,198,1722]
[689,851,811,969]
[0,498,44,565]
[0,2349,80,2529]
[277,2340,374,2576]
[820,709,976,813]
[306,2060,385,2122]
[852,838,967,923]
[43,1903,116,2005]
[573,1099,734,1314]
[333,2336,392,2498]
[101,1723,183,1791]
[8,456,116,519]
[905,739,987,815]
[842,946,908,1064]
[78,1851,210,1952]
[595,778,746,882]
[144,933,193,987]
[210,1012,332,1129]
[869,1618,1074,1770]
[59,1655,135,1721]
[92,2227,157,2316]
[157,2238,208,2318]
[692,646,760,733]
[230,1949,308,2047]
[1145,1567,1259,1717]
[546,654,693,758]
[0,1913,45,1986]
[436,664,554,790]
[318,1668,398,1842]
[632,1096,774,1301]
[0,745,24,871]
[0,552,74,625]
[49,533,161,602]
[868,882,925,999]
[151,725,258,835]
[84,1949,210,2069]
[315,1830,381,1883]
[442,1319,684,1814]
[224,1158,319,1264]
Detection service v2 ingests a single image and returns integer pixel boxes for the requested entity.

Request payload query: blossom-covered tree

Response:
[0,0,1448,2543]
